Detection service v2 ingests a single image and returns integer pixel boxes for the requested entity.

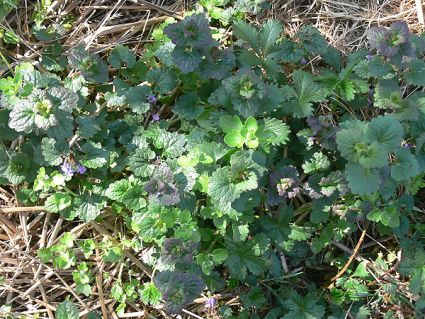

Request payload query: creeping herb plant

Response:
[1,11,425,318]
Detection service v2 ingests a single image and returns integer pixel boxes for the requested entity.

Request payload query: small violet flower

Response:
[146,95,157,104]
[365,54,373,60]
[152,113,160,122]
[75,163,87,174]
[205,297,216,308]
[402,142,414,149]
[60,162,74,177]
[300,57,308,65]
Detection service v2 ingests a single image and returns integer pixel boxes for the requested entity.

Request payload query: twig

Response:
[182,308,205,319]
[95,250,109,319]
[415,0,425,26]
[279,253,290,274]
[0,206,45,213]
[327,222,369,287]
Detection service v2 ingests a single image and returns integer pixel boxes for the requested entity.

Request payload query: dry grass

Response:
[265,0,425,53]
[0,185,226,318]
[0,0,189,71]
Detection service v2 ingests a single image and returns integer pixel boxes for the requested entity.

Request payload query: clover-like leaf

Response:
[74,194,107,222]
[128,148,156,177]
[105,178,147,211]
[125,85,151,114]
[8,100,35,133]
[173,92,203,120]
[366,115,403,152]
[367,206,400,228]
[390,148,419,181]
[80,142,109,169]
[109,45,136,68]
[345,163,380,195]
[44,192,72,213]
[41,137,65,166]
[48,86,78,113]
[55,300,79,319]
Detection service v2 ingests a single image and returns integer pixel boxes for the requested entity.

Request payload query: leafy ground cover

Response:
[1,1,425,318]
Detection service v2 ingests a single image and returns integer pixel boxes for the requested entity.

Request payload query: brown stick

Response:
[327,222,369,287]
[95,254,109,319]
[0,206,45,213]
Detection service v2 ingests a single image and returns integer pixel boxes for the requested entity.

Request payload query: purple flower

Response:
[402,141,414,149]
[300,57,308,65]
[146,95,157,104]
[152,113,160,122]
[365,54,373,60]
[60,162,74,177]
[75,163,87,174]
[205,297,216,308]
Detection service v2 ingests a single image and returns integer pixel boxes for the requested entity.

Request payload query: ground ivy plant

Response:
[1,12,425,318]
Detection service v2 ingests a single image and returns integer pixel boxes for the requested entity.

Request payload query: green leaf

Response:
[173,92,203,120]
[154,131,187,158]
[55,300,79,319]
[103,246,122,263]
[80,142,109,169]
[285,70,327,118]
[259,206,293,244]
[399,250,425,295]
[109,45,136,68]
[0,28,19,44]
[224,131,245,148]
[259,20,283,55]
[358,142,389,169]
[128,148,156,177]
[45,193,72,213]
[172,46,203,73]
[5,153,31,184]
[336,122,367,162]
[225,238,269,280]
[41,137,65,166]
[390,148,419,181]
[352,261,369,278]
[405,59,425,87]
[241,286,266,309]
[345,163,380,195]
[125,85,151,114]
[366,115,403,152]
[258,117,290,146]
[367,206,400,228]
[76,116,102,139]
[46,110,74,140]
[233,20,260,52]
[74,194,107,222]
[374,79,403,109]
[105,179,147,211]
[368,56,393,77]
[283,291,325,319]
[49,86,79,113]
[140,282,162,305]
[111,282,125,302]
[8,101,35,133]
[302,152,330,174]
[296,25,328,55]
[208,167,239,204]
[339,79,356,101]
[146,68,177,94]
[212,248,229,264]
[220,115,243,133]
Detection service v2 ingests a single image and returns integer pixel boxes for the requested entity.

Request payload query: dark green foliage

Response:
[1,10,425,319]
